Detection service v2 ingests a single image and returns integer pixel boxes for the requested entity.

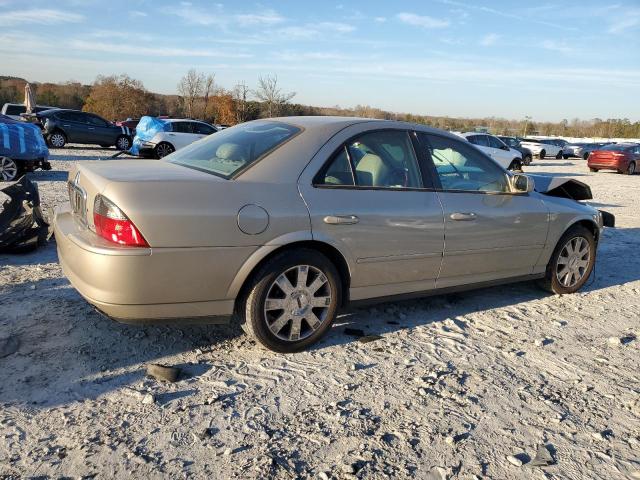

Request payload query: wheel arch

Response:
[230,239,352,312]
[564,218,601,244]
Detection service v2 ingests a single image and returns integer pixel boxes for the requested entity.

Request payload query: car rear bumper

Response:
[54,207,256,323]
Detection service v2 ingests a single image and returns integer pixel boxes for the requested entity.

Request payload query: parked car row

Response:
[458,132,525,171]
[588,143,640,175]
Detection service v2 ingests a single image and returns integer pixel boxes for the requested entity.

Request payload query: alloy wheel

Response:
[556,236,591,288]
[156,144,174,158]
[263,265,332,342]
[50,133,65,148]
[0,157,18,181]
[116,137,131,150]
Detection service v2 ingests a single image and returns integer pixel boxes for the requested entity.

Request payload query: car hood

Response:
[529,175,592,200]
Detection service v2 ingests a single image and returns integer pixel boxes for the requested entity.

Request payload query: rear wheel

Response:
[116,135,131,151]
[0,157,21,181]
[539,149,546,159]
[539,225,595,294]
[583,152,590,160]
[625,162,636,175]
[238,249,341,352]
[523,154,532,166]
[154,142,174,158]
[563,154,570,159]
[47,131,66,148]
[508,159,523,172]
[589,167,598,172]
[555,151,563,159]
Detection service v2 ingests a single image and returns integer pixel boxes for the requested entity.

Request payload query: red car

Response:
[588,143,640,175]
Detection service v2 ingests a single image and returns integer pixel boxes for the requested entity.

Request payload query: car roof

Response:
[165,118,212,124]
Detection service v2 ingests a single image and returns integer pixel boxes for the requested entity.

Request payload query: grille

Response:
[68,172,87,225]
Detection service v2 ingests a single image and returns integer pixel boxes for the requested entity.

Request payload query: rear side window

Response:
[315,130,423,189]
[5,105,25,115]
[171,122,193,133]
[168,120,300,178]
[487,136,504,149]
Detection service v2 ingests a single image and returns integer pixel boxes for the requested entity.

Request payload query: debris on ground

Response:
[146,364,180,382]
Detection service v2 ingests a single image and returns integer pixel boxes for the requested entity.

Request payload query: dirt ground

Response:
[1,147,639,480]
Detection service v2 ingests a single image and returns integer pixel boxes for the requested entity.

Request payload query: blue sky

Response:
[1,0,639,121]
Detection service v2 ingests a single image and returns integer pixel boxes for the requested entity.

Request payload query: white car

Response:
[458,132,524,170]
[1,103,56,121]
[519,138,563,159]
[138,119,218,158]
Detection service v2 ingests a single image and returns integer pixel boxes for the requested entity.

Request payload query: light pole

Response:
[523,116,532,137]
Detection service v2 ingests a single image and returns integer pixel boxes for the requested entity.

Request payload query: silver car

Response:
[54,117,605,352]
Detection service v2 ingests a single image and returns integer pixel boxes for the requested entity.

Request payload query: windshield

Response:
[168,120,301,178]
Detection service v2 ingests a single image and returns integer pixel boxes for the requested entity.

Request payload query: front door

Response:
[299,129,445,300]
[86,114,117,146]
[416,132,549,288]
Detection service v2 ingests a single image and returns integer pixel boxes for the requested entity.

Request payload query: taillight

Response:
[93,195,149,247]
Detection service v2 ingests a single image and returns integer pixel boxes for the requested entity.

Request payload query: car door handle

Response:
[88,127,95,130]
[450,212,477,221]
[324,215,359,225]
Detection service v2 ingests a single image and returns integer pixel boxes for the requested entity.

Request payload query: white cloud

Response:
[317,22,355,33]
[0,8,84,26]
[273,22,355,39]
[68,40,253,59]
[129,11,148,18]
[541,40,574,55]
[608,15,640,34]
[396,12,450,29]
[374,17,387,23]
[480,33,500,46]
[235,10,285,26]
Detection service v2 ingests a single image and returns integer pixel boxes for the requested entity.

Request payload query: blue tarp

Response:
[0,115,49,160]
[129,116,171,155]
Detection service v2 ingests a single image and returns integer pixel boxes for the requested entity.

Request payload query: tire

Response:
[508,159,523,172]
[583,152,590,160]
[154,142,174,158]
[116,135,131,151]
[237,248,341,352]
[0,156,22,181]
[47,131,66,148]
[523,154,532,166]
[539,149,546,159]
[563,154,570,159]
[555,151,563,159]
[589,167,598,172]
[538,225,596,295]
[625,162,636,175]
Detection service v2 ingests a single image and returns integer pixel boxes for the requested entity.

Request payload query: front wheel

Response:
[47,131,66,148]
[625,162,636,175]
[555,151,563,159]
[523,154,532,166]
[116,135,131,151]
[563,154,570,159]
[589,167,598,172]
[0,156,21,181]
[538,225,596,294]
[238,249,341,352]
[508,159,523,172]
[154,142,174,158]
[539,150,546,159]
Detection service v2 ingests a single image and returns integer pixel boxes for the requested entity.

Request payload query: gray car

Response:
[54,117,606,352]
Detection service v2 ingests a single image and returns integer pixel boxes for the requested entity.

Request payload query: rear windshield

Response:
[168,120,301,178]
[599,144,632,151]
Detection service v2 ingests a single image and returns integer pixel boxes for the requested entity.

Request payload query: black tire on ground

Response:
[556,151,563,159]
[0,156,22,181]
[539,149,546,159]
[589,167,598,172]
[563,154,570,159]
[523,154,532,166]
[538,224,596,295]
[116,135,131,151]
[154,142,174,158]
[47,131,66,148]
[508,159,523,172]
[625,162,636,175]
[237,248,341,353]
[583,152,590,160]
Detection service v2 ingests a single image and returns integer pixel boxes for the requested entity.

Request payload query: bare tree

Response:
[233,81,250,123]
[177,69,204,118]
[254,75,295,118]
[201,74,215,120]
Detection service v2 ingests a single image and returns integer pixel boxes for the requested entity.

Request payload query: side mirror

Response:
[511,174,535,193]
[501,145,510,151]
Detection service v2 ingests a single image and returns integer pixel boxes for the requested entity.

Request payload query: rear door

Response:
[168,121,197,149]
[299,127,445,300]
[416,132,549,287]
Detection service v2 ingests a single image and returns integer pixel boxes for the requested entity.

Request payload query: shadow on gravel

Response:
[30,170,69,182]
[1,228,639,406]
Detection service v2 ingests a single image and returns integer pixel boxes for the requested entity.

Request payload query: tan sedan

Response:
[55,117,604,351]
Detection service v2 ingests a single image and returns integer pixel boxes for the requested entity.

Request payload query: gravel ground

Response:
[1,147,639,479]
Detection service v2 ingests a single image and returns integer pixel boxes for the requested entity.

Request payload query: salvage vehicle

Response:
[0,114,50,181]
[519,138,563,159]
[54,117,610,352]
[496,136,533,165]
[134,118,218,158]
[587,143,640,174]
[459,132,523,171]
[1,103,56,121]
[31,109,133,150]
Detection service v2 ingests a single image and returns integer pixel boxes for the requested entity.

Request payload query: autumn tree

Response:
[233,81,250,123]
[254,75,295,118]
[177,69,204,118]
[83,75,153,120]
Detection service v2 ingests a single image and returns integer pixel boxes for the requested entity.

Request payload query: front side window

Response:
[487,136,505,149]
[87,114,108,127]
[315,130,423,188]
[419,133,510,193]
[193,122,216,135]
[168,120,300,178]
[171,121,193,133]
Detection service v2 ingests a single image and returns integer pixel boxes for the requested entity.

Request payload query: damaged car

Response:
[0,114,51,181]
[53,117,612,352]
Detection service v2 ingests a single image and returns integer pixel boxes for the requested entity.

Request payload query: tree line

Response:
[1,74,639,139]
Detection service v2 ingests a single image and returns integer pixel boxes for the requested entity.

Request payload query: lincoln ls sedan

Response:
[54,117,605,352]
